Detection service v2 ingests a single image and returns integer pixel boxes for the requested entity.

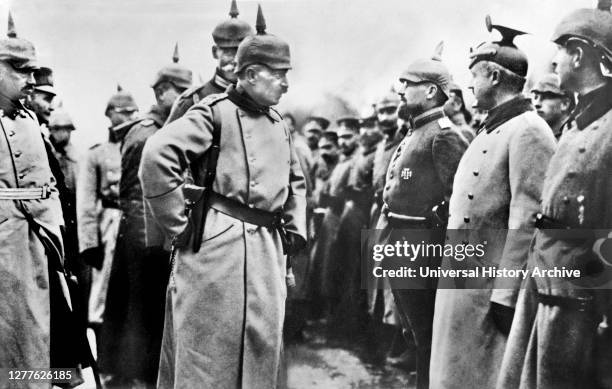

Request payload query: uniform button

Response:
[14,151,21,158]
[482,150,487,154]
[247,227,256,234]
[8,130,15,137]
[467,193,474,200]
[35,274,47,289]
[251,181,256,187]
[464,216,470,223]
[578,147,586,153]
[18,173,25,179]
[389,173,394,179]
[473,170,479,176]
[562,196,569,204]
[385,185,390,191]
[496,130,501,134]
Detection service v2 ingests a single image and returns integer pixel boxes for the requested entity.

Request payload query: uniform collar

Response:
[212,68,234,92]
[482,96,533,133]
[148,104,168,126]
[568,82,612,130]
[227,84,277,122]
[0,99,33,120]
[410,107,445,129]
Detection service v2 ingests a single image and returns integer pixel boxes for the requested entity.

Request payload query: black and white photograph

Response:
[0,0,611,388]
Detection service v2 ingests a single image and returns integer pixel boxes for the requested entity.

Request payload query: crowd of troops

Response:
[0,0,611,388]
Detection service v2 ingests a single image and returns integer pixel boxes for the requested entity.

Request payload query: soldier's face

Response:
[49,126,72,149]
[304,122,323,150]
[337,127,358,156]
[398,81,430,117]
[359,122,382,148]
[318,138,339,164]
[468,63,495,110]
[0,61,36,102]
[532,92,569,126]
[213,46,238,82]
[107,108,137,127]
[249,66,289,107]
[552,45,577,92]
[377,105,398,134]
[154,82,181,115]
[28,90,55,125]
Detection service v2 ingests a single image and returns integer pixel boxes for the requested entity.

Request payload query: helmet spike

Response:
[485,14,528,46]
[229,0,239,18]
[7,11,16,38]
[172,42,179,63]
[255,4,266,35]
[432,41,444,61]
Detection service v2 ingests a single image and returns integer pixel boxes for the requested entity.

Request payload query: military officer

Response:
[77,85,138,350]
[26,66,55,127]
[430,17,556,389]
[444,83,476,142]
[165,0,253,123]
[530,72,574,140]
[0,11,85,376]
[101,44,192,387]
[303,115,330,163]
[498,1,612,387]
[139,6,306,388]
[375,42,468,389]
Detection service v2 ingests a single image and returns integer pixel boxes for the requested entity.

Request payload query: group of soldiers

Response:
[0,0,611,389]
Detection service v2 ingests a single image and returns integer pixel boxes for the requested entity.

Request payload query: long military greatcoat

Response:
[430,97,556,389]
[101,106,169,382]
[139,86,306,389]
[0,106,65,377]
[497,84,612,389]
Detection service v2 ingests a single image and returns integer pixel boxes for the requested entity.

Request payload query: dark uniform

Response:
[498,3,612,387]
[165,0,252,124]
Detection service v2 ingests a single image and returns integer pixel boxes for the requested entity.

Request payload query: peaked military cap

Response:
[400,41,452,98]
[212,0,254,48]
[235,4,291,72]
[376,91,401,109]
[151,43,193,90]
[0,12,37,70]
[551,0,612,60]
[336,115,360,130]
[531,73,569,97]
[33,66,56,96]
[305,115,330,130]
[105,84,138,115]
[48,109,75,130]
[469,15,528,78]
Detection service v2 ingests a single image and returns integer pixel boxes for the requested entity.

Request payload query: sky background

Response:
[0,0,594,151]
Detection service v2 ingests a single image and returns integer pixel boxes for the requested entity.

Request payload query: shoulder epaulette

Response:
[269,107,283,121]
[438,117,453,130]
[140,118,156,127]
[89,143,102,150]
[182,84,205,99]
[198,92,228,108]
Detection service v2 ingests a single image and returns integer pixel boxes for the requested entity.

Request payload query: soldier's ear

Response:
[572,46,584,69]
[212,46,219,60]
[490,68,501,86]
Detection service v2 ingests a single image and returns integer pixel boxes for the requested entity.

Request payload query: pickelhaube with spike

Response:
[0,12,37,69]
[212,0,254,48]
[105,84,138,115]
[469,15,528,78]
[235,4,291,72]
[551,0,612,58]
[400,41,452,98]
[151,43,193,90]
[33,66,56,96]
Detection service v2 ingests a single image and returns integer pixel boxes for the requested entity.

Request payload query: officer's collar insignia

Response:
[571,82,612,130]
[213,68,234,91]
[482,96,533,133]
[411,107,446,129]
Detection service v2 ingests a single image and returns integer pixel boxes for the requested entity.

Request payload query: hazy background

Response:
[0,0,593,151]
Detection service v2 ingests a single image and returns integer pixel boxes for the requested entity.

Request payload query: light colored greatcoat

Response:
[0,107,64,379]
[430,98,556,389]
[139,90,306,389]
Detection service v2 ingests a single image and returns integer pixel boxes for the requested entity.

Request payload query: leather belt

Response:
[534,212,571,229]
[382,203,428,226]
[537,292,594,313]
[208,192,289,252]
[0,184,51,200]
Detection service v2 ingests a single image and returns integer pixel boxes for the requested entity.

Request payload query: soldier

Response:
[139,6,306,388]
[101,44,192,387]
[498,1,612,387]
[165,0,253,123]
[0,11,87,377]
[303,115,330,162]
[26,66,55,127]
[77,85,138,352]
[444,83,476,142]
[430,17,556,389]
[317,116,360,321]
[530,72,574,140]
[375,42,469,389]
